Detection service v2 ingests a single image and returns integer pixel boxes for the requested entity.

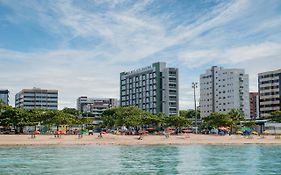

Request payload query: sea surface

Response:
[0,144,281,175]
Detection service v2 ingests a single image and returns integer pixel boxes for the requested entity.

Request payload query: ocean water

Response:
[0,144,281,175]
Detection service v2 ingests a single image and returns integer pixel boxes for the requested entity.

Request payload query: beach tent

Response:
[241,127,252,132]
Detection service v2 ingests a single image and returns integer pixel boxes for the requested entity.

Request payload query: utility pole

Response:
[192,82,198,134]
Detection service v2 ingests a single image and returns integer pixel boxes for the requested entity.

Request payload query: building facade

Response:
[77,97,118,118]
[200,66,250,118]
[0,89,9,105]
[120,62,179,116]
[15,88,58,110]
[249,92,259,119]
[258,69,281,118]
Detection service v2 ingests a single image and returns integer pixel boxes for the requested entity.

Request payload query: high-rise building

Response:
[76,97,118,118]
[120,62,179,116]
[200,66,250,118]
[15,88,58,110]
[249,92,259,119]
[0,89,9,105]
[258,69,281,118]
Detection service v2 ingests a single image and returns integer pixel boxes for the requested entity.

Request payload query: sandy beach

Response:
[0,134,281,146]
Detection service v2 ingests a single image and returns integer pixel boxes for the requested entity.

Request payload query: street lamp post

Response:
[192,82,198,134]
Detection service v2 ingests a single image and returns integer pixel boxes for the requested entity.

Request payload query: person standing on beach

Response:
[78,130,83,139]
[98,132,103,138]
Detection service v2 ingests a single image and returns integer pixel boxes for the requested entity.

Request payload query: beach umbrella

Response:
[59,131,65,135]
[182,129,193,133]
[264,130,270,135]
[252,131,258,135]
[236,130,243,134]
[34,130,40,135]
[101,131,107,134]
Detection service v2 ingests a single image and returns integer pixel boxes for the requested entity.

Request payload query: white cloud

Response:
[0,48,125,109]
[179,42,281,67]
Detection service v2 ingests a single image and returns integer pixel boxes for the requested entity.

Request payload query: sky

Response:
[0,0,281,110]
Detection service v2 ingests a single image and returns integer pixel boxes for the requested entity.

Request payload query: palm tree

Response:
[228,109,244,133]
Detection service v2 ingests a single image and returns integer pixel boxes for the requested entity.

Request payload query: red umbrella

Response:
[34,130,40,135]
[101,131,107,134]
[58,131,65,135]
[182,129,193,133]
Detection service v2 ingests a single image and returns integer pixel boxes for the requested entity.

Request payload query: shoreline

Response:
[1,134,281,146]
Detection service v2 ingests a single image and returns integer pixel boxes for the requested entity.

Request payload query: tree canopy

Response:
[269,111,281,122]
[101,106,191,129]
[179,109,200,119]
[0,105,91,133]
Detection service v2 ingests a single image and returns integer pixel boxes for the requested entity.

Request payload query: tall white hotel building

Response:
[200,66,250,119]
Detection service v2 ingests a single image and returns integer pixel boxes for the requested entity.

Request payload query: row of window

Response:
[23,105,57,107]
[122,96,157,101]
[201,90,236,96]
[122,90,156,97]
[169,84,177,88]
[122,79,156,88]
[259,73,280,79]
[202,107,243,113]
[23,100,57,103]
[201,101,235,107]
[122,72,157,83]
[259,98,280,102]
[21,96,57,99]
[260,92,279,96]
[260,104,280,108]
[122,102,157,109]
[259,79,279,84]
[259,85,279,90]
[121,85,156,92]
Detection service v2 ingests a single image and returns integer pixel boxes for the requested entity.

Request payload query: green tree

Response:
[62,107,80,116]
[165,115,192,128]
[228,109,245,132]
[141,112,163,127]
[101,107,164,129]
[228,109,244,122]
[269,111,281,122]
[180,109,200,119]
[203,112,233,128]
[0,106,31,133]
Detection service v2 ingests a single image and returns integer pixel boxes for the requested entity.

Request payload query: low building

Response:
[0,89,9,105]
[77,96,118,119]
[15,88,58,110]
[249,92,259,119]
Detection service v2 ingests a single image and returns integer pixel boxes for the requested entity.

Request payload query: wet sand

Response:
[1,134,281,146]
